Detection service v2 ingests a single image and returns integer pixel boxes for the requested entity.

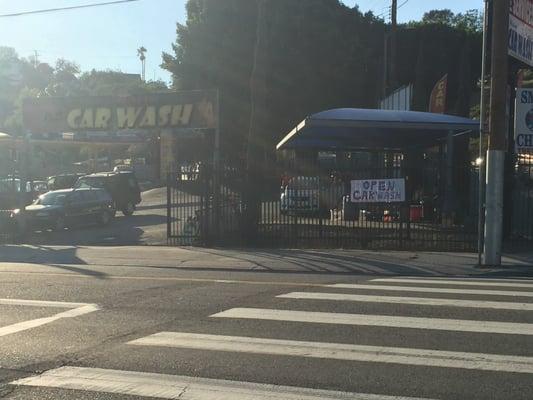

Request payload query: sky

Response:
[0,0,483,84]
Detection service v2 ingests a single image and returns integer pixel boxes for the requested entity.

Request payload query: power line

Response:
[376,8,391,19]
[376,0,407,20]
[397,0,409,10]
[0,0,140,18]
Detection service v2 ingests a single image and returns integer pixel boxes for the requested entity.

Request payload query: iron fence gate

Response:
[167,165,209,246]
[506,152,533,251]
[255,166,479,251]
[167,163,480,251]
[166,161,244,246]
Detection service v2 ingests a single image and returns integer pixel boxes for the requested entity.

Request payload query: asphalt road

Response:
[1,246,533,399]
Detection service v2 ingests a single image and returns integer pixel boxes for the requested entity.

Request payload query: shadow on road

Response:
[20,213,167,247]
[188,248,439,276]
[188,248,533,278]
[0,244,85,264]
[0,245,109,278]
[47,263,108,278]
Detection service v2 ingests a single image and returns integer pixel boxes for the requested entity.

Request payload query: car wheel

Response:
[53,216,66,231]
[100,210,112,225]
[122,202,135,216]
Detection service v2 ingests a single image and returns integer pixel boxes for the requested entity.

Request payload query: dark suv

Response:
[13,188,115,231]
[75,172,141,216]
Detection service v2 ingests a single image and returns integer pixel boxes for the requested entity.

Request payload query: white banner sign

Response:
[514,88,533,150]
[351,178,405,203]
[509,1,533,67]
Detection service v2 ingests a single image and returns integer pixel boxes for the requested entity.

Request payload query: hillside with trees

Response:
[161,1,482,159]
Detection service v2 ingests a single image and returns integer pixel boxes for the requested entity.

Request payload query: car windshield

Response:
[36,192,68,206]
[77,177,105,189]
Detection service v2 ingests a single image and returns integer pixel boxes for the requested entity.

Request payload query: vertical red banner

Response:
[429,74,448,114]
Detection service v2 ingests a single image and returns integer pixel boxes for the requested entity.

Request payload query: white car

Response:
[280,176,320,214]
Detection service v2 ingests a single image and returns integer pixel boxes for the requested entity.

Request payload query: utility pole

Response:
[245,0,268,244]
[483,0,510,266]
[477,0,490,266]
[389,0,398,90]
[383,32,388,98]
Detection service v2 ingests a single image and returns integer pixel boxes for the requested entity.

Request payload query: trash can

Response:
[410,205,424,222]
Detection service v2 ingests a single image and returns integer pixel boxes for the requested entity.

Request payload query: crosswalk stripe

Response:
[128,332,533,374]
[277,292,533,311]
[372,278,533,289]
[211,308,533,335]
[326,284,533,298]
[11,366,433,400]
[0,304,99,338]
[0,299,93,308]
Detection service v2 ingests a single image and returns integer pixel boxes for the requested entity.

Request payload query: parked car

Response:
[31,180,49,195]
[280,176,320,214]
[47,173,86,191]
[75,171,141,216]
[12,188,115,232]
[280,176,345,215]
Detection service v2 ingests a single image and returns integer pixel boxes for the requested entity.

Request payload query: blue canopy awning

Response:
[276,108,480,151]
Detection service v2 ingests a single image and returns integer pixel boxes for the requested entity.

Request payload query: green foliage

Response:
[0,46,169,135]
[401,16,482,114]
[162,2,482,159]
[4,87,41,135]
[411,9,483,33]
[162,0,386,157]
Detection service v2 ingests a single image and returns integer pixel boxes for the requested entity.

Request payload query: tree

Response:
[416,9,482,33]
[421,9,455,26]
[162,0,385,159]
[454,10,483,33]
[137,46,147,81]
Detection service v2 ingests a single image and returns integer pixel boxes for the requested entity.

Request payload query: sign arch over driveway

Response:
[23,90,217,133]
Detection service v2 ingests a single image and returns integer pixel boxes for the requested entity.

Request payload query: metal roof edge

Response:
[276,118,307,150]
[306,118,479,131]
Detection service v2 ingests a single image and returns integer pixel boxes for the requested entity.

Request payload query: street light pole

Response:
[483,0,510,266]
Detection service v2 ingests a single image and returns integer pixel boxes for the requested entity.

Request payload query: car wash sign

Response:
[509,0,533,67]
[23,90,217,133]
[515,88,533,150]
[351,178,405,203]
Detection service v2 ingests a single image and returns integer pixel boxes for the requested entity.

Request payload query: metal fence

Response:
[506,153,533,251]
[256,166,479,251]
[167,163,480,251]
[166,161,244,246]
[166,166,209,246]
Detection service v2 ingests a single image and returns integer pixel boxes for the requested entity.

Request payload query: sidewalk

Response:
[1,245,532,278]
